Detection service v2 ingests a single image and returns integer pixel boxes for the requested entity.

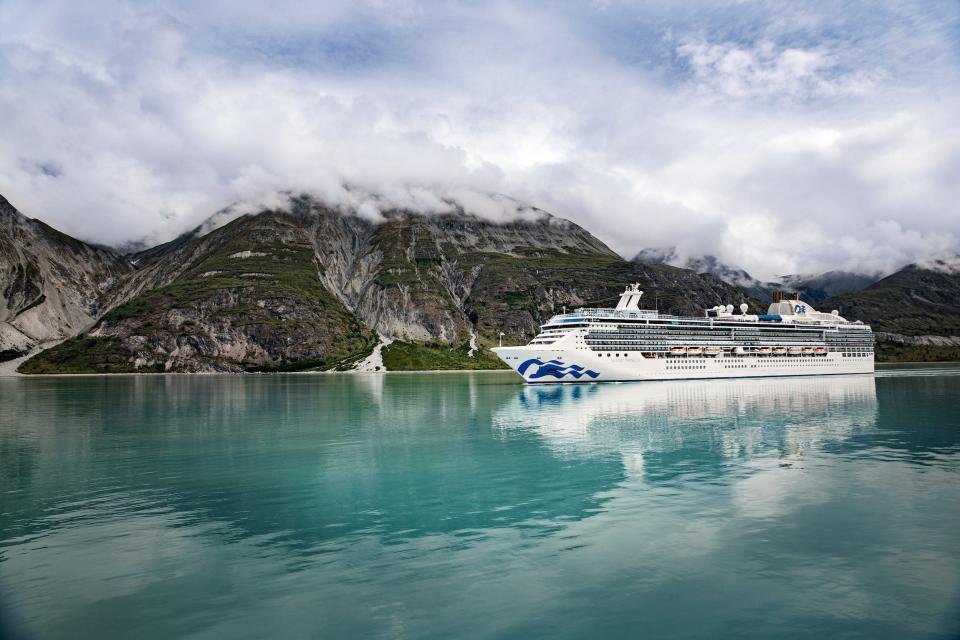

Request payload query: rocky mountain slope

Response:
[0,195,133,361]
[17,194,757,373]
[633,248,877,304]
[822,258,960,362]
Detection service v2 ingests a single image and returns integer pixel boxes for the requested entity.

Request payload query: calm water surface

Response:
[1,366,959,639]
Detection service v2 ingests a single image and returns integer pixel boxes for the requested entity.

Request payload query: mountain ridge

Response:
[0,194,134,361]
[13,193,758,373]
[5,192,957,372]
[632,248,880,305]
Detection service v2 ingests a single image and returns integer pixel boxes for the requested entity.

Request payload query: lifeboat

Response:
[814,347,828,356]
[643,352,659,359]
[686,347,703,356]
[670,347,686,356]
[788,347,801,356]
[802,347,815,355]
[704,346,721,357]
[773,347,787,355]
[757,347,772,356]
[733,346,747,356]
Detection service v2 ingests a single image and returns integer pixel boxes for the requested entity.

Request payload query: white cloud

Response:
[676,38,883,100]
[0,0,957,279]
[917,256,960,275]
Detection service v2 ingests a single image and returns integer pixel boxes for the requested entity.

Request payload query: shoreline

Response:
[0,368,515,378]
[3,361,959,378]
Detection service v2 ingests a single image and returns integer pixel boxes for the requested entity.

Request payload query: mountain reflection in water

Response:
[0,368,958,640]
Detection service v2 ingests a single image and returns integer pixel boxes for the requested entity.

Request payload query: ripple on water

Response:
[0,368,959,639]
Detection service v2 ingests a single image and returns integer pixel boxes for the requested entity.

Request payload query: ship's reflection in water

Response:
[0,369,958,640]
[494,376,880,483]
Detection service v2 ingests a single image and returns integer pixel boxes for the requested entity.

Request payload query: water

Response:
[1,367,959,639]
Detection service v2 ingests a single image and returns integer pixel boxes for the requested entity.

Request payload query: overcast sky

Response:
[1,0,957,279]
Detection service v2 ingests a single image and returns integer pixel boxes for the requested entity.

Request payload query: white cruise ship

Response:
[492,284,874,383]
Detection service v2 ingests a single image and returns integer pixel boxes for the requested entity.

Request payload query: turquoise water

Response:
[1,367,959,639]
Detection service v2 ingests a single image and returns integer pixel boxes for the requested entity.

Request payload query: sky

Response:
[0,0,958,279]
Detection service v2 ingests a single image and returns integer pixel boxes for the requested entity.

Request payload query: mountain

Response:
[0,195,133,362]
[681,255,772,301]
[632,249,877,304]
[822,259,960,362]
[16,194,757,373]
[777,271,879,305]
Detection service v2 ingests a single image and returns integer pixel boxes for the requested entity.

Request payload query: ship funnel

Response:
[615,283,644,311]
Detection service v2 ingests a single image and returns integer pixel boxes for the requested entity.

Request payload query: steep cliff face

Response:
[0,195,133,360]
[20,210,373,373]
[299,195,622,344]
[17,193,762,373]
[300,196,751,349]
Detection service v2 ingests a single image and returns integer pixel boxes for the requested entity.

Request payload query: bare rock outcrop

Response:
[0,195,132,359]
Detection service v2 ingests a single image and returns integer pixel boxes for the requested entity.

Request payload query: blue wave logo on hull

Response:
[517,358,600,380]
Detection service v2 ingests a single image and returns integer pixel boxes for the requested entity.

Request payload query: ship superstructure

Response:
[492,284,874,383]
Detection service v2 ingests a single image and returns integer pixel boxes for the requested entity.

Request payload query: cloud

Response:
[0,0,957,279]
[676,38,883,100]
[917,256,960,275]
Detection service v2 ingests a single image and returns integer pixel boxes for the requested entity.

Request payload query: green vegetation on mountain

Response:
[11,191,955,373]
[823,263,960,336]
[874,342,960,363]
[463,252,760,345]
[17,336,143,374]
[382,340,507,371]
[22,212,374,373]
[13,198,767,373]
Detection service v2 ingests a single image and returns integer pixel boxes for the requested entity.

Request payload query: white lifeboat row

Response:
[666,346,828,357]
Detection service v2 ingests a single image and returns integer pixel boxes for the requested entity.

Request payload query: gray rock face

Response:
[0,192,798,372]
[295,196,619,343]
[0,195,132,357]
[875,332,960,347]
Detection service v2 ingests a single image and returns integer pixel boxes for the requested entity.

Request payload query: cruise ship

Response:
[492,284,874,383]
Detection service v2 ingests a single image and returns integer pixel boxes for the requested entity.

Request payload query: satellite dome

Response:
[726,304,734,313]
[831,310,839,316]
[740,303,749,314]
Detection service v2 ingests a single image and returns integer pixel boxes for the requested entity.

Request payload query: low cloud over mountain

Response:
[1,1,957,280]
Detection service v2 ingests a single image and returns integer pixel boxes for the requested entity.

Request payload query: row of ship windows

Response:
[588,333,828,342]
[585,337,870,342]
[590,347,871,354]
[589,329,829,335]
[586,329,863,337]
[585,336,872,342]
[575,320,864,329]
[665,362,846,371]
[595,352,871,360]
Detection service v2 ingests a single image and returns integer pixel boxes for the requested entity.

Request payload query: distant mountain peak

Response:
[631,246,677,265]
[915,256,960,275]
[631,248,880,304]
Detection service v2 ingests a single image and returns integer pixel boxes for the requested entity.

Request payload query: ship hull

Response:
[492,346,874,383]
